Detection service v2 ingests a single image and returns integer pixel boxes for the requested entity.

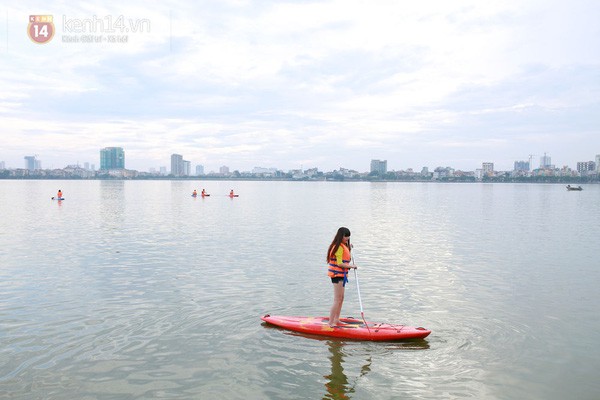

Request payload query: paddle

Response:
[352,247,371,335]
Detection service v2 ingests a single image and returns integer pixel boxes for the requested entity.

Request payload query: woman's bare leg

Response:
[329,281,345,326]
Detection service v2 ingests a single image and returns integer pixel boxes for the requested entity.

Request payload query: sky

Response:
[1,0,599,173]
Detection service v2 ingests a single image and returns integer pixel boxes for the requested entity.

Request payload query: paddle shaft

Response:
[352,249,371,334]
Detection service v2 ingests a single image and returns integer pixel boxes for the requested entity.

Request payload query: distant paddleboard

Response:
[51,197,65,200]
[261,315,431,341]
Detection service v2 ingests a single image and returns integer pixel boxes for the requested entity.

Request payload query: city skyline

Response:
[1,1,599,172]
[4,149,599,176]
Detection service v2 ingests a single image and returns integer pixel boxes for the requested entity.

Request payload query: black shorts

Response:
[331,277,344,284]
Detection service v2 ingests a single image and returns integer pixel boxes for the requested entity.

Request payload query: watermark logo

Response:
[28,15,55,44]
[61,15,151,44]
[27,14,151,45]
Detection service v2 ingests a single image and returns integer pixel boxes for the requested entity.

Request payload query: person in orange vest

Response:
[57,189,63,199]
[229,189,235,197]
[327,227,357,327]
[202,189,208,197]
[192,189,197,197]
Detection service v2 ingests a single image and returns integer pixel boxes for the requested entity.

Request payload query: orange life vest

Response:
[327,243,351,280]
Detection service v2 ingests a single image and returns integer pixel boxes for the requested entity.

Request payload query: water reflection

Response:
[98,180,126,232]
[323,341,372,400]
[323,341,353,400]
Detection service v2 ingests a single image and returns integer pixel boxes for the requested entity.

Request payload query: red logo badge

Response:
[28,15,55,44]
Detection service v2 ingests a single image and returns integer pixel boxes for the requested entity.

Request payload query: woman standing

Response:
[327,227,357,327]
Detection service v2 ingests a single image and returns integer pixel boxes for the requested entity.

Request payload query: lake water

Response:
[1,180,599,399]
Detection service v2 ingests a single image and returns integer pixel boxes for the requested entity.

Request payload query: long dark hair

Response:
[327,227,351,262]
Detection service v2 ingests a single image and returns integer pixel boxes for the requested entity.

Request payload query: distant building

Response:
[370,159,387,174]
[596,155,600,172]
[576,161,596,176]
[432,166,454,180]
[171,154,184,176]
[0,161,5,169]
[514,161,529,171]
[159,166,167,175]
[183,160,191,176]
[196,165,205,175]
[219,165,230,175]
[63,165,95,178]
[304,167,319,177]
[24,156,34,170]
[24,156,41,170]
[540,152,552,169]
[252,167,279,176]
[482,162,494,175]
[100,147,125,170]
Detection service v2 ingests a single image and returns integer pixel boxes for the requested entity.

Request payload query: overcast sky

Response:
[1,0,599,172]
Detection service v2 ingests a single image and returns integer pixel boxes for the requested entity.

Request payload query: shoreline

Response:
[1,176,598,184]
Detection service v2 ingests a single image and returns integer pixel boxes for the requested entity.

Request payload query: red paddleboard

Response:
[261,314,430,341]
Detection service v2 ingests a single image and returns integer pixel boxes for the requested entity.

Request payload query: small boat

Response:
[566,185,583,191]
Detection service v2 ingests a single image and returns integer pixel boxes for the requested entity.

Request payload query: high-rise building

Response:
[482,162,494,173]
[370,159,387,174]
[220,165,230,175]
[24,156,35,170]
[24,156,40,170]
[0,161,5,169]
[100,147,125,170]
[540,152,552,168]
[183,160,191,176]
[196,165,205,175]
[577,161,596,175]
[171,154,184,176]
[596,155,600,172]
[514,161,529,171]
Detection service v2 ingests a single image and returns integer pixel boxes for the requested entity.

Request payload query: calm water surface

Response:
[1,180,599,399]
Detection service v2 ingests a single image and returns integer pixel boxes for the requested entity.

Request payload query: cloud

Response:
[1,0,599,172]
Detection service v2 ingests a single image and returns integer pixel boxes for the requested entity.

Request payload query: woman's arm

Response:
[335,247,357,269]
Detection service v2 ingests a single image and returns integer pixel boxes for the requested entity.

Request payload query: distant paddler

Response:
[192,189,198,197]
[52,189,64,200]
[229,189,238,198]
[201,189,210,197]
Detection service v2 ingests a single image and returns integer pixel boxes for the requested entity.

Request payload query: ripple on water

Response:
[1,181,599,399]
